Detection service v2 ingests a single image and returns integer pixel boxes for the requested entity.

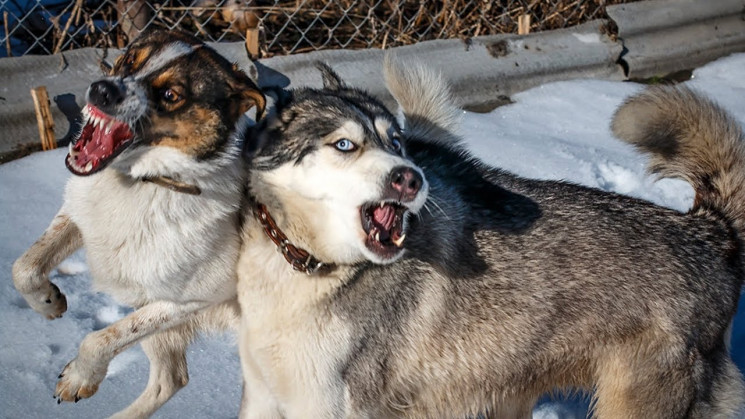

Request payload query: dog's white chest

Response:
[236,232,352,414]
[63,169,240,305]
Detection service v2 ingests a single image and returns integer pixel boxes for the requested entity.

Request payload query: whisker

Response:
[427,196,450,220]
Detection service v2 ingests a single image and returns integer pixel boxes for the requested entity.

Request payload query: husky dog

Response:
[12,30,264,417]
[236,60,745,418]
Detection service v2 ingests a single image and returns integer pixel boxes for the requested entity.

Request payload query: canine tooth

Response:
[380,202,384,208]
[68,142,73,153]
[375,231,380,242]
[99,118,106,130]
[85,162,93,172]
[392,233,406,248]
[105,120,115,133]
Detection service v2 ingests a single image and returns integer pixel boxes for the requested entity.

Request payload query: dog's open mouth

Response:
[361,201,408,259]
[65,105,134,176]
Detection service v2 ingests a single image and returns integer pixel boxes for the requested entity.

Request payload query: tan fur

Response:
[612,85,745,230]
[150,107,223,156]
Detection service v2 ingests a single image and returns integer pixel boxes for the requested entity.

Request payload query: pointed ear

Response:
[316,62,346,90]
[229,70,266,121]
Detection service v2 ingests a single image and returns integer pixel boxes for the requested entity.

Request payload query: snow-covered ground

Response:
[1,53,745,418]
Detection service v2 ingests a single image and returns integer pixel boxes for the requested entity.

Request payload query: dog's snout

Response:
[389,166,423,202]
[88,80,124,109]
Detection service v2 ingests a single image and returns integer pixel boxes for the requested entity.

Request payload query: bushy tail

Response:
[382,55,462,145]
[612,85,745,230]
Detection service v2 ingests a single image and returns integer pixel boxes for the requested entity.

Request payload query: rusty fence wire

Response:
[1,0,634,58]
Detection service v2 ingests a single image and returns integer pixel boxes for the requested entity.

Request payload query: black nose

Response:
[88,80,124,109]
[389,166,423,202]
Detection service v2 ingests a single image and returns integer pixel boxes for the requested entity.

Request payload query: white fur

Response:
[65,146,243,305]
[13,141,244,415]
[255,120,428,265]
[237,240,352,418]
[135,42,197,80]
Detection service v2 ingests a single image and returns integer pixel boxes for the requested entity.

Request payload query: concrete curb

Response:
[607,0,745,79]
[259,20,623,112]
[2,0,745,163]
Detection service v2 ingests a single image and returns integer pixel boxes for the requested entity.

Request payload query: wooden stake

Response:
[3,11,10,57]
[30,87,57,151]
[246,28,260,60]
[518,14,531,35]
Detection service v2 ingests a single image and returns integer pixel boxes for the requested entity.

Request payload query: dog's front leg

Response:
[54,300,211,403]
[109,301,240,419]
[12,212,82,319]
[108,325,193,419]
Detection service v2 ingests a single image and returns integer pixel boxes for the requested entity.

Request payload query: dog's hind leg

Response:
[593,341,697,419]
[688,350,745,419]
[109,325,194,419]
[13,211,82,319]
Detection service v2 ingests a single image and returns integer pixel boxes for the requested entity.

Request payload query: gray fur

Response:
[248,70,403,171]
[612,85,745,231]
[238,65,745,418]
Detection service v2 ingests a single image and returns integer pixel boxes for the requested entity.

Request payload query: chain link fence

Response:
[1,0,634,58]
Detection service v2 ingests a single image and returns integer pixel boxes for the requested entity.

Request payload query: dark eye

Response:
[162,88,181,103]
[124,53,135,66]
[334,138,357,152]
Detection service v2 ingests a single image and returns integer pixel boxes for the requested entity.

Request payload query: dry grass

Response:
[5,0,637,57]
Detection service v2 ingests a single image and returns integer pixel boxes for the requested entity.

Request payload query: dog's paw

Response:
[54,359,106,403]
[23,282,67,320]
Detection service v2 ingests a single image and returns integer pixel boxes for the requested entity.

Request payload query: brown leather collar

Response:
[142,176,202,195]
[254,203,334,275]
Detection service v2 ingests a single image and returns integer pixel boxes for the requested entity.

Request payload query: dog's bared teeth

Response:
[69,142,79,159]
[375,231,380,242]
[98,118,106,130]
[392,233,406,248]
[380,202,385,208]
[105,120,114,134]
[85,162,93,172]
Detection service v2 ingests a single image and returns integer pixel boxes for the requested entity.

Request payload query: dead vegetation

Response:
[4,0,636,57]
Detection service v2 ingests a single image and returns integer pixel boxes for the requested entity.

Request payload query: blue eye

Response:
[334,138,357,152]
[391,138,402,152]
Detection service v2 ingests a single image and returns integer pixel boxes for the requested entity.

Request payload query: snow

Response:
[2,52,745,418]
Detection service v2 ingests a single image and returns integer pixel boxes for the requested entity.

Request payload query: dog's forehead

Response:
[292,92,399,137]
[113,38,203,81]
[133,42,199,79]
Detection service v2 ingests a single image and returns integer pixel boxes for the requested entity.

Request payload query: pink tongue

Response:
[75,120,130,166]
[373,205,395,230]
